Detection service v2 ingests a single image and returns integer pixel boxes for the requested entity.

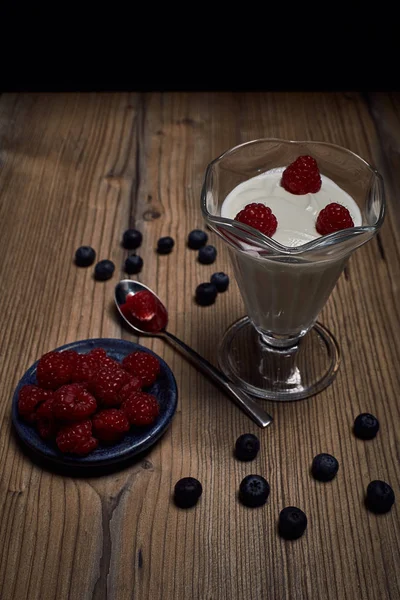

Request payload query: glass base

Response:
[218,317,340,401]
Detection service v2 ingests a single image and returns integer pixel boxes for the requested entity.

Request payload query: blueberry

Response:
[195,283,218,306]
[210,272,229,292]
[198,245,217,264]
[122,228,142,250]
[125,254,143,275]
[157,236,175,254]
[174,477,203,508]
[94,259,115,281]
[278,507,308,540]
[235,433,260,461]
[239,474,270,507]
[75,246,96,267]
[311,453,339,482]
[188,229,208,249]
[366,480,395,514]
[354,413,380,440]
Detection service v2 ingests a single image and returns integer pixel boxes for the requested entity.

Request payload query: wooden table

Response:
[0,92,399,600]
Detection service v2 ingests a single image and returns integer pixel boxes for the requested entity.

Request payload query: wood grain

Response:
[0,92,399,600]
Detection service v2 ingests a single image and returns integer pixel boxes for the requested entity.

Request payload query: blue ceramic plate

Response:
[12,338,178,468]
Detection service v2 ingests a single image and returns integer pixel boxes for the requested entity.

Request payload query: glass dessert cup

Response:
[201,139,385,401]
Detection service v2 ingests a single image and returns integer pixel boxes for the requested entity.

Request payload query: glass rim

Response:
[201,138,386,255]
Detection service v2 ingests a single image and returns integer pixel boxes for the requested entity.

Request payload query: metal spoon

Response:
[114,279,273,428]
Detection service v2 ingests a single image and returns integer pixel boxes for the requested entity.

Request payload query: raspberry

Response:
[122,351,161,387]
[281,155,322,195]
[88,348,107,361]
[18,385,53,423]
[52,383,97,421]
[92,409,130,442]
[234,203,278,237]
[122,291,168,333]
[56,419,98,455]
[126,291,157,321]
[37,417,58,440]
[121,392,160,426]
[35,394,56,418]
[88,348,122,373]
[72,353,99,383]
[316,203,354,235]
[118,376,143,403]
[90,367,130,406]
[36,350,78,389]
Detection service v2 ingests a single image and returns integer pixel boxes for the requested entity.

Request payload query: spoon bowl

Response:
[115,280,168,334]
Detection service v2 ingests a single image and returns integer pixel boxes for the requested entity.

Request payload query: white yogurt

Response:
[221,167,362,247]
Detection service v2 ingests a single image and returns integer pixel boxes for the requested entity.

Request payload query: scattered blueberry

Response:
[195,283,218,306]
[124,254,143,275]
[235,434,260,461]
[174,477,203,508]
[198,245,217,264]
[239,474,270,507]
[311,453,339,482]
[75,246,96,267]
[188,229,208,249]
[354,413,380,440]
[278,507,308,540]
[366,480,395,514]
[122,228,142,250]
[211,272,229,292]
[157,236,175,254]
[94,259,115,281]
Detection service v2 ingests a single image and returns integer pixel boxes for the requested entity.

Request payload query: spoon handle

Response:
[162,330,273,429]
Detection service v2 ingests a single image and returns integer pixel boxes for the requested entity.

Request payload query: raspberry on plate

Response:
[35,394,56,418]
[122,351,161,387]
[281,155,322,195]
[52,383,97,421]
[90,366,131,406]
[37,417,58,440]
[92,409,130,442]
[235,203,278,237]
[36,350,78,389]
[56,419,99,455]
[88,348,122,372]
[71,352,99,383]
[316,202,354,235]
[18,385,53,423]
[121,391,160,426]
[118,376,143,403]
